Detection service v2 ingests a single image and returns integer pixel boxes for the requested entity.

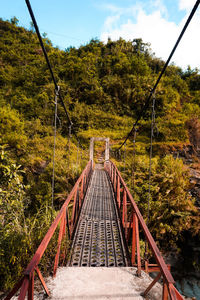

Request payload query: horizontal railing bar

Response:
[132,263,171,272]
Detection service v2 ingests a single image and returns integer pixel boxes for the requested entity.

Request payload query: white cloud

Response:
[104,15,120,31]
[100,0,200,70]
[179,0,197,11]
[150,0,168,16]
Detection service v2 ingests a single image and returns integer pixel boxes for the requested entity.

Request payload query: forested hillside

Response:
[0,18,200,292]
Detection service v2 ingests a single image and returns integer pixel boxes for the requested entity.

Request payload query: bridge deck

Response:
[69,167,129,267]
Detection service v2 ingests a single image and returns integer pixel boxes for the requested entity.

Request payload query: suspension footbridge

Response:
[5,139,183,300]
[4,1,200,299]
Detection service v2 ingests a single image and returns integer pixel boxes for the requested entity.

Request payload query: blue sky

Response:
[1,0,200,70]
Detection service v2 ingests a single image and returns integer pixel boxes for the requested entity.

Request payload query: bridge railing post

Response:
[53,213,65,277]
[162,281,169,300]
[111,164,114,182]
[28,270,34,300]
[70,190,77,235]
[35,267,50,296]
[80,174,84,202]
[66,207,70,239]
[131,212,141,276]
[122,189,127,240]
[117,175,120,208]
[113,169,117,193]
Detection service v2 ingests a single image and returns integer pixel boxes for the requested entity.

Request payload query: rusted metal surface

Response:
[104,160,184,300]
[53,214,65,277]
[169,284,184,300]
[132,263,171,273]
[143,272,161,297]
[135,213,141,276]
[69,168,129,267]
[131,213,136,265]
[122,190,127,239]
[18,277,29,300]
[35,267,50,296]
[28,272,34,300]
[162,282,168,300]
[4,277,25,300]
[5,160,92,300]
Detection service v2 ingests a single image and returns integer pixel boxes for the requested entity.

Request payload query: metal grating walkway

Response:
[69,168,129,267]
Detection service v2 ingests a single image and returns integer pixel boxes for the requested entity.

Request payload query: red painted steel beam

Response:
[122,190,127,240]
[70,188,77,234]
[80,176,84,202]
[145,260,149,273]
[28,272,34,300]
[117,176,121,207]
[53,214,65,277]
[132,264,171,273]
[66,207,70,239]
[4,277,25,300]
[168,284,184,300]
[131,213,136,265]
[142,272,161,297]
[135,214,141,276]
[35,267,50,296]
[18,277,29,300]
[113,169,117,192]
[162,282,169,300]
[107,161,174,285]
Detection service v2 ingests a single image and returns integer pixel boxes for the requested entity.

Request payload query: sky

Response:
[1,0,200,70]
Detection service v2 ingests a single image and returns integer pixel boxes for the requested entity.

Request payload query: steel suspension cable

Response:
[123,142,126,172]
[117,0,200,151]
[80,146,83,161]
[51,87,59,220]
[25,0,84,149]
[68,124,72,153]
[144,94,157,261]
[76,141,79,170]
[132,127,137,191]
[147,96,156,227]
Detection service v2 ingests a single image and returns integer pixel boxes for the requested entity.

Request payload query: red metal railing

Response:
[104,160,184,300]
[5,160,93,300]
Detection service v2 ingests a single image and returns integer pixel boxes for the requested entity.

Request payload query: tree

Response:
[10,17,19,26]
[0,106,27,150]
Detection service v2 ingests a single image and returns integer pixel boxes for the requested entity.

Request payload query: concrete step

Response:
[45,267,162,300]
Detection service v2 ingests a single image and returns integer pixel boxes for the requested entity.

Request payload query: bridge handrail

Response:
[5,160,93,300]
[105,160,184,300]
[24,160,92,275]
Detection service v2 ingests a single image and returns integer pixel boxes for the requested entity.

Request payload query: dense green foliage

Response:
[0,19,199,292]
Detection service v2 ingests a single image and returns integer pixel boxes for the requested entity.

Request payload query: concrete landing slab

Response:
[46,267,162,300]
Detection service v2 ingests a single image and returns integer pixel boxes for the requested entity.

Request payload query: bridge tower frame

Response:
[89,137,110,164]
